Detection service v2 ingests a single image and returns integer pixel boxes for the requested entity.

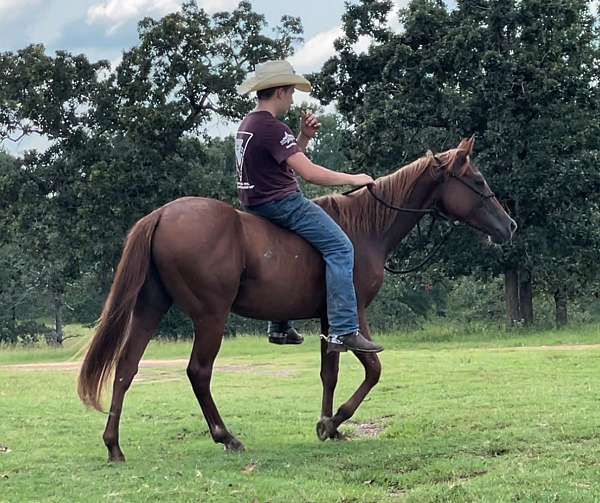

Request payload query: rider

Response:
[235,60,383,354]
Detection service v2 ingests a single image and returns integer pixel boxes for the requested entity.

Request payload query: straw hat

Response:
[237,60,312,95]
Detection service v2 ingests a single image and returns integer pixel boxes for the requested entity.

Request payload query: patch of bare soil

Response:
[496,344,600,352]
[346,415,394,439]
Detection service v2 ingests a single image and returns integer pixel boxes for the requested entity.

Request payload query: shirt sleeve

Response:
[264,121,301,164]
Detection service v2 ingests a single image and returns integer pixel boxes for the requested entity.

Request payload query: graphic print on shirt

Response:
[279,131,297,149]
[235,131,255,190]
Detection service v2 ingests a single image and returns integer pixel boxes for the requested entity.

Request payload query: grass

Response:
[1,324,600,502]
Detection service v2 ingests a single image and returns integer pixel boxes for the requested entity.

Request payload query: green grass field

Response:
[2,324,600,502]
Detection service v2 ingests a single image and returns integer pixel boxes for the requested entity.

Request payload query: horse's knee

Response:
[365,359,381,387]
[187,363,212,389]
[365,362,381,386]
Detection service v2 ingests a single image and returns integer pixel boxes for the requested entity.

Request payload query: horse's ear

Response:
[457,136,475,155]
[457,138,470,153]
[467,135,476,154]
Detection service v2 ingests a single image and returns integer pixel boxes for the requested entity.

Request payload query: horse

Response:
[78,137,516,461]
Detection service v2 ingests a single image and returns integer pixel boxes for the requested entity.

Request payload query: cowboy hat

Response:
[237,60,312,95]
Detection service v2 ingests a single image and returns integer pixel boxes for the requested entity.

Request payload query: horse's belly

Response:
[232,214,326,320]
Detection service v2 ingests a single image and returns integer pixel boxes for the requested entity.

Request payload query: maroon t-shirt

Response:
[235,111,301,207]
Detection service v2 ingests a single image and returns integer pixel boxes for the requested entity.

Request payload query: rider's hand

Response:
[300,111,321,139]
[350,174,374,186]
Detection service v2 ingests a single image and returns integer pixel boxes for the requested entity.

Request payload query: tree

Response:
[0,2,305,342]
[314,0,600,327]
[0,151,49,343]
[104,0,302,151]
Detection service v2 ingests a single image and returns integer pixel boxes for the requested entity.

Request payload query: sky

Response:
[1,0,376,153]
[1,0,596,154]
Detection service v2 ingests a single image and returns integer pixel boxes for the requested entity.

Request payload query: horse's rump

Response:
[151,197,327,321]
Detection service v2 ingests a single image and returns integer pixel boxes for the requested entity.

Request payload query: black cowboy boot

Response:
[268,321,304,345]
[326,330,383,353]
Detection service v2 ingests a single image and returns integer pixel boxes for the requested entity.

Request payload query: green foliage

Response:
[0,3,304,342]
[107,0,302,150]
[2,0,599,342]
[315,0,600,319]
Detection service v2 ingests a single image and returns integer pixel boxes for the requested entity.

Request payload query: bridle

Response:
[342,156,498,274]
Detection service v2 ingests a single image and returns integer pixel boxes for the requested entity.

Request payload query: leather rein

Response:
[342,158,496,274]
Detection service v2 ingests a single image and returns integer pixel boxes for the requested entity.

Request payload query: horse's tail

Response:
[78,208,163,412]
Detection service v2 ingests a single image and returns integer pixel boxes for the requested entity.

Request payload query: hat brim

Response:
[237,74,312,95]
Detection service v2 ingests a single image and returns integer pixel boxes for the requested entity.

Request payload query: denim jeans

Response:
[246,192,359,337]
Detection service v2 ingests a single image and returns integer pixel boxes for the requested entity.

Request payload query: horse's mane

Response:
[315,152,436,236]
[315,147,471,236]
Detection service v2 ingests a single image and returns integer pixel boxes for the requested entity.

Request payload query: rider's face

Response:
[277,87,295,115]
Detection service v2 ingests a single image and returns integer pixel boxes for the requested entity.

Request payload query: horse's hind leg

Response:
[187,310,244,452]
[103,273,171,462]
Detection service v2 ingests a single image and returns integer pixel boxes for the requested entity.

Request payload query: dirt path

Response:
[0,359,293,376]
[2,343,600,373]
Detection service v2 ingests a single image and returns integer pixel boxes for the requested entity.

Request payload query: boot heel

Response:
[327,342,347,353]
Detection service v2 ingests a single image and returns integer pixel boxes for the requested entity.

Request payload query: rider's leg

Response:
[267,320,304,345]
[247,193,382,353]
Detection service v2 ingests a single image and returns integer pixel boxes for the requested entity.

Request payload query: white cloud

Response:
[87,0,181,35]
[200,0,238,13]
[87,0,239,35]
[289,25,343,73]
[289,0,411,75]
[0,0,42,21]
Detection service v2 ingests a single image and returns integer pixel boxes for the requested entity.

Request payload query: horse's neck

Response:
[381,170,439,256]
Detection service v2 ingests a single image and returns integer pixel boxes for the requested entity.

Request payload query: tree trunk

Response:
[52,292,65,345]
[519,269,534,325]
[505,269,520,326]
[554,288,568,328]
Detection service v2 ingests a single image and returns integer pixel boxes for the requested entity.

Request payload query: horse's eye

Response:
[475,178,485,187]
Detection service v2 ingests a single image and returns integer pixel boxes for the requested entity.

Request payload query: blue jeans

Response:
[246,192,359,337]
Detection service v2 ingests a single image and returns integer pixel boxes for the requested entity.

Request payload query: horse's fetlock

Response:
[103,432,118,447]
[335,406,353,423]
[210,425,228,443]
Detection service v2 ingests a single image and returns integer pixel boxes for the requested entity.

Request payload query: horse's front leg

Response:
[317,309,381,439]
[316,316,344,440]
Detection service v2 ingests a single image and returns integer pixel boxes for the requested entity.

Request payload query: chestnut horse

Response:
[78,138,516,461]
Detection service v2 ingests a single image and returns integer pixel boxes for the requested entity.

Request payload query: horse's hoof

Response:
[225,437,245,452]
[108,453,126,463]
[316,417,337,441]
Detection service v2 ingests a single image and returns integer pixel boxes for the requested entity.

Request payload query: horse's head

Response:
[433,137,517,244]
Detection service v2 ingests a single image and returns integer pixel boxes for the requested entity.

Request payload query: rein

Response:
[342,163,495,275]
[342,181,455,274]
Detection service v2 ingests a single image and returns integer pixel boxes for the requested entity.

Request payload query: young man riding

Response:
[235,60,383,354]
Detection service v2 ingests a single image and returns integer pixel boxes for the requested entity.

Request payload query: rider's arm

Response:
[287,152,369,187]
[296,132,310,153]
